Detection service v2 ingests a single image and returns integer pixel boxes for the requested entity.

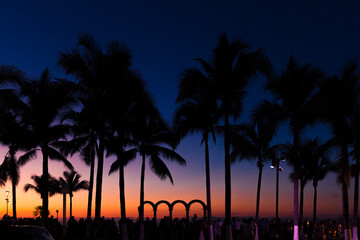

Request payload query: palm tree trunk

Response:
[204,135,213,240]
[95,135,104,220]
[354,157,359,240]
[299,179,305,225]
[276,160,279,219]
[120,164,128,240]
[293,131,300,240]
[341,142,352,240]
[224,113,232,240]
[87,152,95,221]
[139,154,146,240]
[70,195,73,218]
[255,161,263,221]
[255,160,263,240]
[42,146,49,223]
[12,181,16,218]
[313,181,317,223]
[63,193,67,236]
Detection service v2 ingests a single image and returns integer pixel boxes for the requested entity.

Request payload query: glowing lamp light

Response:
[270,165,275,169]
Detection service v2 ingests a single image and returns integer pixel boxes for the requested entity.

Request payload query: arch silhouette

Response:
[143,201,156,220]
[171,200,189,220]
[139,199,207,222]
[188,199,207,220]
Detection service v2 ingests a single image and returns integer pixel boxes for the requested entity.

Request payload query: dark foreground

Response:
[0,215,348,240]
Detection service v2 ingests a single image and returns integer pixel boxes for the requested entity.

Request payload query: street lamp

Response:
[271,158,285,219]
[5,191,9,216]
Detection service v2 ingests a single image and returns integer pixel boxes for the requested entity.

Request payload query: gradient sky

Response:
[0,0,360,220]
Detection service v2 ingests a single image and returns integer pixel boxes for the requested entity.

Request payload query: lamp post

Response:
[5,191,9,216]
[271,159,285,219]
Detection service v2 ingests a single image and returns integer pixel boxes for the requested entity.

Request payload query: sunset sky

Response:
[0,0,360,221]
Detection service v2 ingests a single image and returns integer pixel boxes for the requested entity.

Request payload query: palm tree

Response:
[134,108,186,240]
[315,60,360,240]
[0,66,26,218]
[18,69,75,222]
[33,205,50,218]
[108,139,137,240]
[254,56,323,240]
[24,174,61,199]
[59,170,89,218]
[350,111,360,240]
[56,106,97,221]
[183,33,272,240]
[307,140,332,223]
[230,121,277,224]
[58,33,143,220]
[0,109,31,218]
[282,138,332,224]
[230,121,277,240]
[174,67,218,240]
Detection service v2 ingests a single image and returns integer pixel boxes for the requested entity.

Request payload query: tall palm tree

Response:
[282,138,332,224]
[230,121,277,222]
[108,139,137,240]
[0,109,31,218]
[254,56,323,240]
[56,105,97,221]
[59,170,89,218]
[58,33,143,220]
[315,60,360,240]
[184,33,272,240]
[18,69,75,222]
[174,68,218,240]
[350,110,360,240]
[134,108,186,240]
[230,121,277,240]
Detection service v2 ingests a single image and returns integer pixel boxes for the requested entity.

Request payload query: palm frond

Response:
[150,154,174,185]
[18,149,38,166]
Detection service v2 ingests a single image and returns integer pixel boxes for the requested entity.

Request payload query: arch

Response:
[171,200,189,221]
[188,199,207,219]
[155,200,172,221]
[143,201,156,221]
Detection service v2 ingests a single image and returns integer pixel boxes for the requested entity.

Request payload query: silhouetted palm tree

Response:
[134,109,186,240]
[184,33,272,240]
[254,56,322,240]
[315,60,360,240]
[33,205,50,218]
[108,138,137,240]
[24,174,61,199]
[18,69,75,222]
[0,109,31,218]
[350,111,360,240]
[59,170,89,218]
[174,67,218,240]
[58,33,144,220]
[230,121,277,222]
[283,138,332,224]
[306,139,332,223]
[56,105,97,221]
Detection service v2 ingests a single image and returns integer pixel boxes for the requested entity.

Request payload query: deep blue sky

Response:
[1,0,360,218]
[2,0,359,121]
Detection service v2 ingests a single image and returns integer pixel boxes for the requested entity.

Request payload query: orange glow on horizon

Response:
[0,139,346,221]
